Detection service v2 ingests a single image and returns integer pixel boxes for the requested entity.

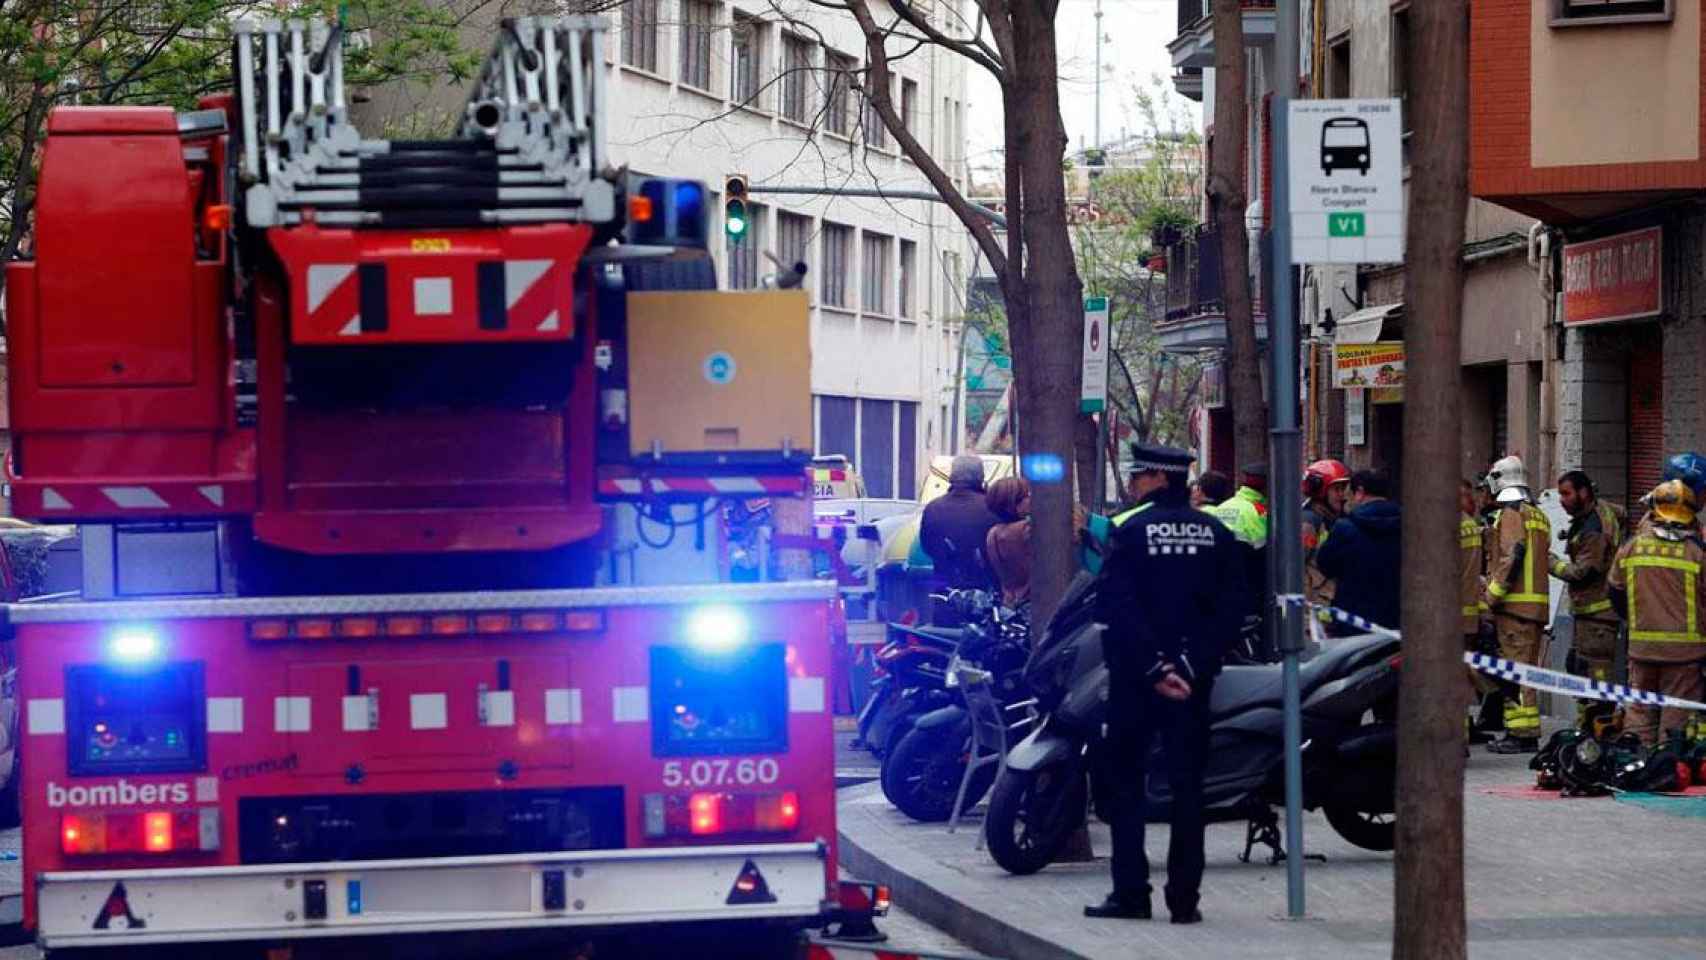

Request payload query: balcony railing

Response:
[1163,226,1222,326]
[1170,0,1278,71]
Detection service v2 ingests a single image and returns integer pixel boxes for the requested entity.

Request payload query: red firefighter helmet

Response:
[1302,459,1351,497]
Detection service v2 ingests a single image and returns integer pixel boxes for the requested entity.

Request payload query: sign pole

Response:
[1268,0,1307,921]
[1082,297,1111,507]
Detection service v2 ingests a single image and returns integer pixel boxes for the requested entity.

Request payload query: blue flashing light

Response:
[1022,453,1067,485]
[107,627,163,664]
[632,177,709,249]
[686,605,749,652]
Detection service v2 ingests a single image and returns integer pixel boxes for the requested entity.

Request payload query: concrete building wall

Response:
[1558,326,1631,506]
[1529,0,1701,168]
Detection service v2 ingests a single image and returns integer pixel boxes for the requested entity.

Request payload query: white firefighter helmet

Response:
[1486,455,1530,504]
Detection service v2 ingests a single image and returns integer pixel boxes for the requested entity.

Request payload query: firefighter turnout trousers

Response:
[1495,615,1544,735]
[1627,659,1706,746]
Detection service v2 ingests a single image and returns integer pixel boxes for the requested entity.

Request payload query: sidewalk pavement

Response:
[838,752,1706,960]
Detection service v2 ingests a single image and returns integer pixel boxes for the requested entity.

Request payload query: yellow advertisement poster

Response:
[1333,342,1405,389]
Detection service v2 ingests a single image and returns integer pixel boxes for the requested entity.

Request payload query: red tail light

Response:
[643,791,802,838]
[61,809,219,856]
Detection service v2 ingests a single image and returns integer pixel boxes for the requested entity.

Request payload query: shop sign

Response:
[1332,341,1405,389]
[1201,361,1225,409]
[1562,226,1662,326]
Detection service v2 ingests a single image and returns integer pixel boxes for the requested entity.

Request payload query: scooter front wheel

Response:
[984,766,1087,875]
[1323,803,1395,851]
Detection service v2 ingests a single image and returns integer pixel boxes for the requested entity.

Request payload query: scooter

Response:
[983,573,1402,876]
[855,590,986,760]
[879,604,1033,822]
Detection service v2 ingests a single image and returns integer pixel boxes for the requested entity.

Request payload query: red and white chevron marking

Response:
[22,481,249,516]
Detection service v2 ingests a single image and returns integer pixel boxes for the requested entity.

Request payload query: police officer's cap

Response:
[1241,462,1269,478]
[1128,442,1194,475]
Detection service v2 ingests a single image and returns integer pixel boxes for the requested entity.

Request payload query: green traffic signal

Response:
[724,174,749,240]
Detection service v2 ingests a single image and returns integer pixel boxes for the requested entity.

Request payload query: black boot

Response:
[1473,691,1506,737]
[1487,734,1539,755]
[1084,893,1152,920]
[1164,887,1202,924]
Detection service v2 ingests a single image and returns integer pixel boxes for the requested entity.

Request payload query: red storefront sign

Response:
[1562,226,1662,326]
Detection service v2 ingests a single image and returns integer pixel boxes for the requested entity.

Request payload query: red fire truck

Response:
[2,16,844,956]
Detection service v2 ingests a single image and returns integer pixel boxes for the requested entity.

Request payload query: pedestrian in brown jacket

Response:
[985,477,1032,608]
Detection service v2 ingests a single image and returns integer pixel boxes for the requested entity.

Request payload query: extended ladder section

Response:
[232,16,614,229]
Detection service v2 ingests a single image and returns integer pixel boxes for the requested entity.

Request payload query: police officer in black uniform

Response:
[1085,443,1247,924]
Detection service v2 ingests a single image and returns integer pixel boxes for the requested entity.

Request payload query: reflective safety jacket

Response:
[1550,501,1620,625]
[1303,500,1338,606]
[1484,502,1550,623]
[1212,486,1270,550]
[1459,512,1485,636]
[1608,532,1706,663]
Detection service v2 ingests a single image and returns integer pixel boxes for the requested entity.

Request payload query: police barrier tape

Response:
[1275,595,1706,714]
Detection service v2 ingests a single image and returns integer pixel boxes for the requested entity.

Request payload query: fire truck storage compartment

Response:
[623,290,811,460]
[238,787,624,865]
[284,655,571,776]
[5,107,228,507]
[28,108,207,390]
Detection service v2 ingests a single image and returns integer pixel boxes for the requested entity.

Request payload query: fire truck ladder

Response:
[232,16,613,228]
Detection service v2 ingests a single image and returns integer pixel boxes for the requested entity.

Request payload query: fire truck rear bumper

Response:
[38,841,830,948]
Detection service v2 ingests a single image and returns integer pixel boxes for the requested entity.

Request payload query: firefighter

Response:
[1301,459,1351,608]
[1633,451,1706,536]
[1551,470,1625,732]
[1088,443,1246,924]
[1607,480,1706,747]
[1481,455,1551,754]
[1460,479,1499,742]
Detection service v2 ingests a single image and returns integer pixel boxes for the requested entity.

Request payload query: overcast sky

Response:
[965,0,1194,175]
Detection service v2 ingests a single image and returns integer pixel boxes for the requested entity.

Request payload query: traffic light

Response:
[724,174,749,240]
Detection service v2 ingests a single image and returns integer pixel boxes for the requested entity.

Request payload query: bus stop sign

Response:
[1287,98,1404,265]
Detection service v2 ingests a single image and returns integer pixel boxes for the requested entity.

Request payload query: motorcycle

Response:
[983,573,1401,876]
[879,604,1033,822]
[854,590,984,760]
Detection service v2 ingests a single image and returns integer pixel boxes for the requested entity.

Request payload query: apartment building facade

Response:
[1472,0,1706,511]
[1160,0,1552,491]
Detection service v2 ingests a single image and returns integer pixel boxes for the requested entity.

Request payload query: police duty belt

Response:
[1276,594,1706,714]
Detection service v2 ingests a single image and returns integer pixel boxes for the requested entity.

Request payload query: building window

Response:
[781,34,813,123]
[901,78,918,138]
[621,0,660,73]
[822,222,852,308]
[778,211,812,274]
[861,399,896,498]
[675,0,709,92]
[898,239,917,319]
[818,395,856,461]
[731,14,764,108]
[863,75,888,148]
[679,0,715,92]
[1326,34,1350,99]
[898,401,918,498]
[862,232,892,314]
[1552,0,1671,25]
[825,51,855,137]
[727,203,765,290]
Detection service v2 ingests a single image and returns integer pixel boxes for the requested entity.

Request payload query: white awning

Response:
[1333,302,1403,344]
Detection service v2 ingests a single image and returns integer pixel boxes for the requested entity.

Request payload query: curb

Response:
[836,784,1090,960]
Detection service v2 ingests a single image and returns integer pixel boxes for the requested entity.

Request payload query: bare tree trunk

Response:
[1394,3,1469,959]
[1208,0,1265,470]
[1006,0,1084,627]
